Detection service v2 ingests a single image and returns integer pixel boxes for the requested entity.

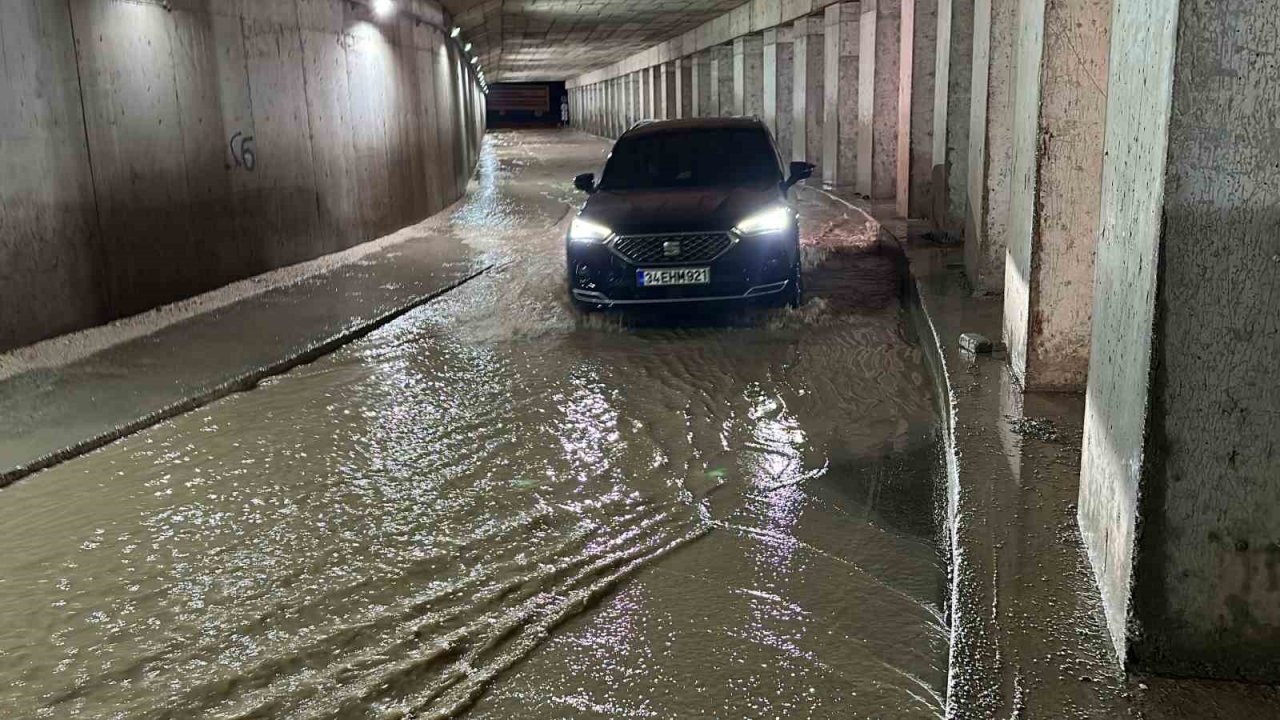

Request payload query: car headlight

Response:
[568,217,613,243]
[733,206,792,236]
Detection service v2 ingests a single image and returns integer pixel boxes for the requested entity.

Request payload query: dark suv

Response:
[567,118,813,309]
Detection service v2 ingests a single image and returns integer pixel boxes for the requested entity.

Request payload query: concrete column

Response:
[854,0,901,199]
[931,0,975,236]
[763,30,780,136]
[676,57,693,118]
[822,3,860,188]
[733,35,765,117]
[1080,0,1280,681]
[715,45,734,116]
[693,51,714,117]
[596,83,602,134]
[897,0,937,217]
[1001,0,1110,391]
[659,62,674,119]
[635,70,645,121]
[615,77,623,136]
[631,72,641,127]
[792,18,825,168]
[605,81,613,136]
[769,28,796,164]
[964,0,1017,293]
[630,72,641,127]
[649,66,661,119]
[637,69,647,119]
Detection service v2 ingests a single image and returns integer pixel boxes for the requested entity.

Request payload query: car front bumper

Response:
[567,233,798,306]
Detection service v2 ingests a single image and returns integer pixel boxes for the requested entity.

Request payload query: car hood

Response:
[581,186,784,235]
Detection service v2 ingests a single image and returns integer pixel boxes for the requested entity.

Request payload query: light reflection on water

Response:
[0,131,946,719]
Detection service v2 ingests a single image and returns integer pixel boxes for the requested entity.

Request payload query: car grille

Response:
[611,232,734,265]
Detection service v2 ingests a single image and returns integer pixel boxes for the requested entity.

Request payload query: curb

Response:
[0,265,496,490]
[816,187,994,718]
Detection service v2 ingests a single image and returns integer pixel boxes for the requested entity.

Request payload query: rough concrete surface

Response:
[1130,0,1280,680]
[775,32,796,162]
[906,0,936,218]
[851,195,1280,718]
[821,3,859,189]
[930,0,973,237]
[1002,0,1109,392]
[964,0,1016,294]
[872,0,901,200]
[0,0,484,353]
[793,18,825,168]
[1078,0,1178,670]
[714,43,735,115]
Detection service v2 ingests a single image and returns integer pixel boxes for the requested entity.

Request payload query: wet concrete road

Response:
[0,131,947,719]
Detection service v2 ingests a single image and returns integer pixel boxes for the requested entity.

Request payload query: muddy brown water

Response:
[0,131,947,719]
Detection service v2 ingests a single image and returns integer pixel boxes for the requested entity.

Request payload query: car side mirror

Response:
[784,161,815,189]
[573,172,597,194]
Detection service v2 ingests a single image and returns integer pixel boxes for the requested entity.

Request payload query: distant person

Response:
[560,97,569,127]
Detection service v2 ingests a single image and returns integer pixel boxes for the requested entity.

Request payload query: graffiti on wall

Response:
[229,131,257,172]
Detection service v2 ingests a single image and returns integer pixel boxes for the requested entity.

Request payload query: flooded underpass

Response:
[0,131,948,719]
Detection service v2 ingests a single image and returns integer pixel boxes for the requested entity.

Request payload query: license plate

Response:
[637,267,710,287]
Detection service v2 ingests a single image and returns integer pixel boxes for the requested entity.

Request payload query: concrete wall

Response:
[931,0,973,236]
[0,0,484,353]
[1081,0,1280,680]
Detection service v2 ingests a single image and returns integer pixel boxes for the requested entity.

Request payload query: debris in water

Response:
[1006,416,1061,442]
[959,332,993,354]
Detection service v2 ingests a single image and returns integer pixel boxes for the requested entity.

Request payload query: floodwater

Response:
[0,131,947,719]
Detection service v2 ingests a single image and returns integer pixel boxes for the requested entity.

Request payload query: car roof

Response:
[621,117,767,138]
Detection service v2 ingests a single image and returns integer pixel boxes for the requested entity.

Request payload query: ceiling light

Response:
[470,56,479,65]
[371,0,395,17]
[464,42,472,52]
[451,26,461,38]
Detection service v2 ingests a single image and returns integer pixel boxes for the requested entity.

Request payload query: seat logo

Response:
[663,241,682,257]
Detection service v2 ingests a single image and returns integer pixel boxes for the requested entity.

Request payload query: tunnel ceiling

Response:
[440,0,746,82]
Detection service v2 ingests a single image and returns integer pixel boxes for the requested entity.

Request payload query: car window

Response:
[598,128,783,190]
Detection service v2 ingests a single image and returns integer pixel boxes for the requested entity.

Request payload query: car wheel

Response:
[787,260,804,309]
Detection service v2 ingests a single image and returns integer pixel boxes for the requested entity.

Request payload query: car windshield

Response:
[598,128,782,190]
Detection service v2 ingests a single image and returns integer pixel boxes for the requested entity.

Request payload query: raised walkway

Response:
[831,190,1280,719]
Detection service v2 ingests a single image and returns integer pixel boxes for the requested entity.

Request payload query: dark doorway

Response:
[487,82,568,129]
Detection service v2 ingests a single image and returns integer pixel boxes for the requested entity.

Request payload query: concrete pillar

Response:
[649,66,661,119]
[693,51,713,117]
[1002,0,1110,391]
[822,4,860,189]
[763,30,780,136]
[768,28,796,163]
[612,77,622,137]
[660,62,677,119]
[855,0,901,200]
[1080,0,1280,681]
[931,0,974,236]
[632,71,642,126]
[676,57,693,118]
[711,46,733,116]
[898,0,937,217]
[792,18,824,168]
[605,81,613,136]
[964,0,1017,293]
[635,70,645,121]
[733,35,765,117]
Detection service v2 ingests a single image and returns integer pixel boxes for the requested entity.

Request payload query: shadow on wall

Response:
[0,0,486,352]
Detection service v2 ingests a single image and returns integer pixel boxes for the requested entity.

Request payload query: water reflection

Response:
[0,131,946,719]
